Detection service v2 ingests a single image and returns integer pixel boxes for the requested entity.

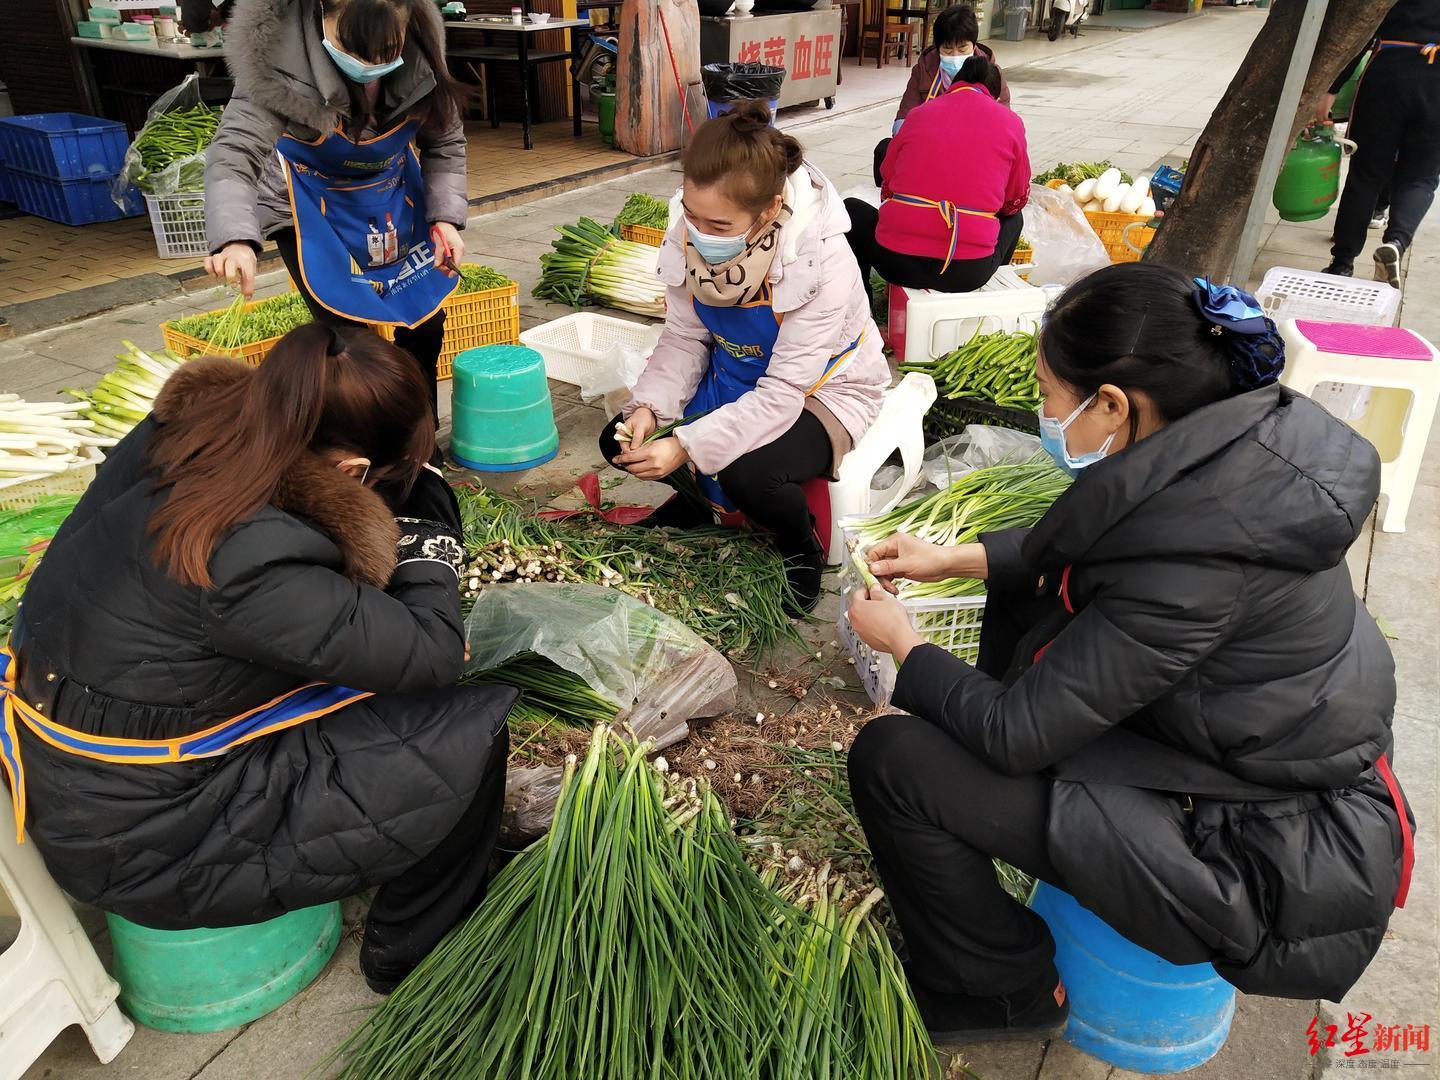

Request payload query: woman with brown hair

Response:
[1,324,512,994]
[204,0,472,419]
[598,101,889,614]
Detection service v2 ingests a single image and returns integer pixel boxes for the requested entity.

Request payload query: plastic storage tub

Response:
[0,113,129,181]
[8,171,142,226]
[519,312,662,387]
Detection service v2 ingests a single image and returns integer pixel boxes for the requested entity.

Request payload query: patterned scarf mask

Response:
[684,202,794,307]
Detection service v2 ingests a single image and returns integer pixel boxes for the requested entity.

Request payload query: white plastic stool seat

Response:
[823,371,936,563]
[1279,318,1440,533]
[892,270,1053,366]
[0,797,133,1079]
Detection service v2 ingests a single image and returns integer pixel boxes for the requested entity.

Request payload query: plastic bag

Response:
[113,74,219,201]
[922,425,1041,489]
[466,582,737,839]
[577,329,661,404]
[1022,183,1110,288]
[701,63,786,104]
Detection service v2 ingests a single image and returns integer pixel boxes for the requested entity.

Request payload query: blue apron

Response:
[683,281,861,512]
[276,119,456,329]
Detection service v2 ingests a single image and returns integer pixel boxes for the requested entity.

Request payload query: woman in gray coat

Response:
[204,0,470,418]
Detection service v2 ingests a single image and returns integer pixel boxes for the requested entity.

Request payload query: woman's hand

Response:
[1315,92,1337,122]
[623,407,657,452]
[613,436,688,481]
[205,242,258,299]
[866,534,988,591]
[431,222,464,277]
[848,586,925,665]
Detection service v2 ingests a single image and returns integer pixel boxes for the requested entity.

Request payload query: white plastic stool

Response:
[1280,319,1440,532]
[890,270,1053,366]
[0,797,134,1079]
[822,371,937,563]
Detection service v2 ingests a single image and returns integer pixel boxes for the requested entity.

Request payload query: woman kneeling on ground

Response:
[846,54,1029,299]
[600,101,889,614]
[2,324,512,995]
[845,263,1413,1044]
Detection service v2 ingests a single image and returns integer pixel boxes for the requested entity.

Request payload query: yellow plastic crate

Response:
[380,279,521,380]
[1084,209,1156,264]
[620,223,666,247]
[160,298,289,367]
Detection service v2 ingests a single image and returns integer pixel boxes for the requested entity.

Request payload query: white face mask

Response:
[1037,394,1115,477]
[686,222,749,264]
[939,52,973,78]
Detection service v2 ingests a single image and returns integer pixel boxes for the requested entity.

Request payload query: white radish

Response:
[1058,182,1073,195]
[1139,196,1157,217]
[1074,178,1098,204]
[1083,199,1104,213]
[1131,173,1152,199]
[1120,183,1146,215]
[1102,184,1129,213]
[1094,168,1122,201]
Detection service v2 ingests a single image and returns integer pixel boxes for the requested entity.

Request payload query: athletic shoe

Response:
[1322,260,1354,277]
[905,962,1070,1047]
[1370,212,1389,231]
[1373,241,1403,287]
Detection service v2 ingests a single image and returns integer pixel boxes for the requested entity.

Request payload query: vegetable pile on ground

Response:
[462,650,619,762]
[613,192,669,232]
[168,291,312,352]
[455,263,514,295]
[66,342,189,440]
[846,454,1070,602]
[533,217,666,317]
[0,494,81,638]
[456,486,802,660]
[1031,160,1133,188]
[0,396,113,477]
[330,725,935,1080]
[129,104,222,193]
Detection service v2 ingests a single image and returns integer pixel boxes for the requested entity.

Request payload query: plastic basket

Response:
[1084,209,1156,263]
[10,171,142,226]
[620,223,666,247]
[0,446,105,511]
[1255,267,1399,327]
[519,311,662,386]
[834,524,986,705]
[0,113,129,182]
[161,298,294,366]
[380,278,521,380]
[0,166,11,205]
[144,192,209,259]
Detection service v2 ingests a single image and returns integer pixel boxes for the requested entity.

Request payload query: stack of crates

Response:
[0,113,142,225]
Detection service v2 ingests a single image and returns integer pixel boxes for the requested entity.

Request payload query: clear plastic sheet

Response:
[922,426,1042,490]
[113,74,212,200]
[1023,183,1111,288]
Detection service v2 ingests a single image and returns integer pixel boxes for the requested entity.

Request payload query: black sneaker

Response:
[1322,260,1354,277]
[636,494,715,530]
[906,963,1070,1046]
[1373,241,1403,287]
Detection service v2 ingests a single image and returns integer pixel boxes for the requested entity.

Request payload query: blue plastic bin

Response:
[705,97,780,122]
[9,171,143,226]
[1031,884,1235,1074]
[0,167,12,205]
[0,113,130,182]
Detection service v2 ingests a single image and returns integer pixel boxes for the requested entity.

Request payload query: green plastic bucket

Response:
[105,902,341,1033]
[450,344,560,472]
[598,91,616,147]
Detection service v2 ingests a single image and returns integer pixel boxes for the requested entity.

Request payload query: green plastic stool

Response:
[450,344,560,472]
[105,902,341,1033]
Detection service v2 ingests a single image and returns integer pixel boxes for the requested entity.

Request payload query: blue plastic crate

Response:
[10,171,142,226]
[0,166,11,205]
[0,113,130,182]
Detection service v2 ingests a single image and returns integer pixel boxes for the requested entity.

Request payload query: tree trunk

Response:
[1145,0,1396,278]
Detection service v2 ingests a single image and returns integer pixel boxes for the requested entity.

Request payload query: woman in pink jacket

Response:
[600,102,889,613]
[846,54,1030,297]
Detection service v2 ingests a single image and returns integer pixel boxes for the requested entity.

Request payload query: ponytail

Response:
[956,54,1002,99]
[682,100,805,214]
[146,323,433,587]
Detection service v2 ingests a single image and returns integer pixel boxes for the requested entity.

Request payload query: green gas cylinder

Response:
[1330,55,1368,122]
[1273,122,1348,223]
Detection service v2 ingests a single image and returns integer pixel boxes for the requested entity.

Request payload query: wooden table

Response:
[445,16,591,150]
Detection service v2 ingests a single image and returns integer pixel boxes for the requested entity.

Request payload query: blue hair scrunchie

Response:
[1191,277,1286,392]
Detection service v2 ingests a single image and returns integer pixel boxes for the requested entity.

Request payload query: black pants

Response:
[1332,49,1440,261]
[848,585,1065,997]
[360,715,510,982]
[598,409,831,559]
[873,136,892,187]
[273,228,445,422]
[844,198,1025,297]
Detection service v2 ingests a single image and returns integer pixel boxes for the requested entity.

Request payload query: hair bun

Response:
[729,98,774,130]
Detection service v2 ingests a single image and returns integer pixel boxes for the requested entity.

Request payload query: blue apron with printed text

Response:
[275,119,456,329]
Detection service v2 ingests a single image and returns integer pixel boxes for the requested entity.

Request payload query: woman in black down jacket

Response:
[845,263,1412,1045]
[3,324,512,994]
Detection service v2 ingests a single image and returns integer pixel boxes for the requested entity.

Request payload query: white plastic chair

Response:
[1279,318,1440,533]
[889,268,1053,366]
[0,796,133,1080]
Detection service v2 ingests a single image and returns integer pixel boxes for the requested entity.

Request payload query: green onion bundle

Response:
[904,328,1041,412]
[534,217,665,317]
[455,263,514,295]
[130,104,222,193]
[466,651,617,727]
[331,726,935,1080]
[614,192,669,231]
[169,291,313,351]
[66,341,189,440]
[848,455,1070,601]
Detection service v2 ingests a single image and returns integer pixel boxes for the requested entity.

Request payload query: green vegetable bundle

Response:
[1031,160,1133,187]
[170,292,313,351]
[457,487,802,660]
[130,104,222,193]
[848,454,1070,600]
[466,650,617,727]
[614,192,669,231]
[904,328,1041,412]
[0,494,81,639]
[331,726,934,1080]
[66,341,189,441]
[534,217,665,317]
[455,263,514,295]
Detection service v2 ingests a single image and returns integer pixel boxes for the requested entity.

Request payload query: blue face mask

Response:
[686,221,749,265]
[939,53,971,78]
[1037,394,1116,477]
[323,37,405,84]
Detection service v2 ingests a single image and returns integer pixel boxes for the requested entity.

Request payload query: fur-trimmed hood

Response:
[153,357,400,588]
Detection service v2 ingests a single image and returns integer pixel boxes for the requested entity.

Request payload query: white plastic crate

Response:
[0,446,105,511]
[519,312,662,387]
[144,192,208,259]
[834,522,986,705]
[896,276,1054,366]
